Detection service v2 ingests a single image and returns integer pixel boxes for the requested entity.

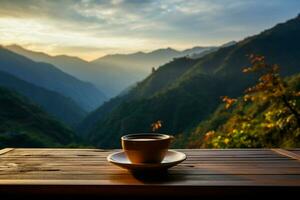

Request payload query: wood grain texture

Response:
[0,148,14,155]
[272,148,300,161]
[0,148,299,198]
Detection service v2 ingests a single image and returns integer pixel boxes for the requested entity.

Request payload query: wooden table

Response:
[0,148,300,199]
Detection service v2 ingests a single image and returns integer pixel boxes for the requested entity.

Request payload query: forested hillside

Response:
[0,87,78,148]
[0,70,86,126]
[80,15,300,148]
[188,57,300,148]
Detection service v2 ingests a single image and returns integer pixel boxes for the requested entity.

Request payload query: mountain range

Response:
[78,14,300,148]
[92,46,214,73]
[0,47,106,111]
[0,70,86,126]
[1,14,299,149]
[6,44,227,97]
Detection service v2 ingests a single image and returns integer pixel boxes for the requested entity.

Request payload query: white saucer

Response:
[107,150,186,171]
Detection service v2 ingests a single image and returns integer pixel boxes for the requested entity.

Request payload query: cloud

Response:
[0,0,299,60]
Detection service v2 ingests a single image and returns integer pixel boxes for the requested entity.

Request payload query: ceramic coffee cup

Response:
[121,133,173,164]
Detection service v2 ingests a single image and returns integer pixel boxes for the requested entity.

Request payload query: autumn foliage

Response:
[202,55,300,148]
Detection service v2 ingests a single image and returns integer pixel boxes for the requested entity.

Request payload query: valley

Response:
[0,14,299,149]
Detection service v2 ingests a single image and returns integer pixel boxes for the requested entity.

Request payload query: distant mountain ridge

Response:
[0,70,86,127]
[6,45,222,97]
[0,47,106,111]
[92,46,217,72]
[189,41,237,59]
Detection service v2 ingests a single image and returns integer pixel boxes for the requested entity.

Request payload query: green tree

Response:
[204,55,300,148]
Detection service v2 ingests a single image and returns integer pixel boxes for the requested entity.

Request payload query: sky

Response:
[0,0,299,61]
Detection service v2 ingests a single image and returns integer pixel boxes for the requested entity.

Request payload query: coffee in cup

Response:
[121,133,173,164]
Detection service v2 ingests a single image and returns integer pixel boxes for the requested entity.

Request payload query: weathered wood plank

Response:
[272,148,300,161]
[0,148,299,198]
[2,148,278,155]
[0,148,14,155]
[1,169,300,176]
[0,174,300,185]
